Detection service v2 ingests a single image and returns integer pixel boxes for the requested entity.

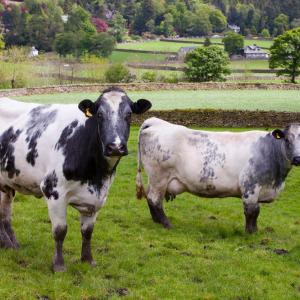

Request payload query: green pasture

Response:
[1,126,300,299]
[175,38,273,49]
[17,89,300,112]
[116,41,204,52]
[109,51,166,64]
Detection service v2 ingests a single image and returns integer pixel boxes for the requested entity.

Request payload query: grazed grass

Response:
[1,126,300,299]
[17,89,300,112]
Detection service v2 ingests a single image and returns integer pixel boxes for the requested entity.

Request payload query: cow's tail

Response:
[136,131,146,200]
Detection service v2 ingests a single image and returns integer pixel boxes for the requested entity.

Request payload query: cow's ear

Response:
[131,99,152,114]
[78,99,97,118]
[272,129,285,140]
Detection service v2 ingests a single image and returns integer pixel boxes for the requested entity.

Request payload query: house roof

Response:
[243,45,267,54]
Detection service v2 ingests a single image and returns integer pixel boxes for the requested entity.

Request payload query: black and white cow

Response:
[0,87,151,272]
[136,117,300,232]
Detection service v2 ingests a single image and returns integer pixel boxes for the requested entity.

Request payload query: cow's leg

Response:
[80,213,97,265]
[47,200,67,272]
[147,186,171,229]
[242,193,260,234]
[0,190,18,249]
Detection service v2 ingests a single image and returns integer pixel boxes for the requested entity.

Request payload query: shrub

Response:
[184,45,230,82]
[142,71,157,82]
[105,64,131,83]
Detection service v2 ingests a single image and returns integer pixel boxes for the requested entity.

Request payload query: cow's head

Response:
[272,123,300,166]
[78,87,151,157]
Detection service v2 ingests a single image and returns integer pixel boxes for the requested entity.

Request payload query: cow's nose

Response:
[105,143,128,157]
[292,156,300,166]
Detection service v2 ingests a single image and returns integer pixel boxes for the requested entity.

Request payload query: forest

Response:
[0,0,300,52]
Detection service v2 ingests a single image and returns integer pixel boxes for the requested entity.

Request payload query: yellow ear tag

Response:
[85,108,93,118]
[275,133,281,139]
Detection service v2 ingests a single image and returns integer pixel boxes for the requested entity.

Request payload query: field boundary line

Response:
[1,82,300,97]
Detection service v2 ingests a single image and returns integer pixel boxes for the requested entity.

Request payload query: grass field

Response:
[1,125,300,299]
[171,38,273,49]
[117,39,272,52]
[109,51,167,64]
[17,89,300,112]
[117,41,204,52]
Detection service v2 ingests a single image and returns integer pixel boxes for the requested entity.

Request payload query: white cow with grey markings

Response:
[136,117,300,232]
[0,87,151,272]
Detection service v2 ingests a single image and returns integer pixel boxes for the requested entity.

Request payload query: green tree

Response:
[109,12,126,42]
[269,28,300,83]
[55,31,115,58]
[65,5,96,35]
[209,9,227,33]
[222,32,244,56]
[274,14,289,36]
[188,11,212,36]
[184,45,230,82]
[261,28,270,38]
[204,37,211,47]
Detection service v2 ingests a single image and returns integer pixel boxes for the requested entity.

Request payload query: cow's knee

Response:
[244,202,260,234]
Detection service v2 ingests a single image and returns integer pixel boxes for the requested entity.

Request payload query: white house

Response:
[228,24,240,33]
[242,45,269,59]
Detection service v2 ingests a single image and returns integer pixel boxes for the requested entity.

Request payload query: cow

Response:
[136,117,300,233]
[0,87,151,272]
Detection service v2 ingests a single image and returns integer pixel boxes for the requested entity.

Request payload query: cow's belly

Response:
[166,176,241,199]
[67,176,114,214]
[0,174,43,197]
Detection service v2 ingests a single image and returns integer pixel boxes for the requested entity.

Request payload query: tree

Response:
[222,32,244,56]
[274,13,289,35]
[92,17,108,32]
[109,12,126,42]
[65,5,96,35]
[261,28,270,38]
[25,0,64,51]
[204,37,211,47]
[209,9,227,33]
[184,46,230,82]
[187,11,212,36]
[55,31,115,58]
[269,28,300,83]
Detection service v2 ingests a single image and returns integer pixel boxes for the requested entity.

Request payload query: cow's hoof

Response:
[162,221,172,229]
[245,226,257,234]
[52,264,66,273]
[81,258,97,266]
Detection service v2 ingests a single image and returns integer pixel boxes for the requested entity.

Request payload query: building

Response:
[177,46,198,60]
[228,24,240,33]
[242,45,269,59]
[29,46,38,58]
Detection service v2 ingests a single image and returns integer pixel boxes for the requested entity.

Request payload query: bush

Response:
[105,64,131,83]
[142,71,157,82]
[184,46,230,82]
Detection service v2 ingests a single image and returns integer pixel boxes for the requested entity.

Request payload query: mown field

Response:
[1,124,300,299]
[17,89,300,112]
[117,39,272,52]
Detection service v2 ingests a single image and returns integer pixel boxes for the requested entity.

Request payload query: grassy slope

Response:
[17,90,300,112]
[1,126,300,299]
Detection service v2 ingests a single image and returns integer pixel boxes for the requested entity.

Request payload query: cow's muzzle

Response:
[292,156,300,166]
[105,143,128,157]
